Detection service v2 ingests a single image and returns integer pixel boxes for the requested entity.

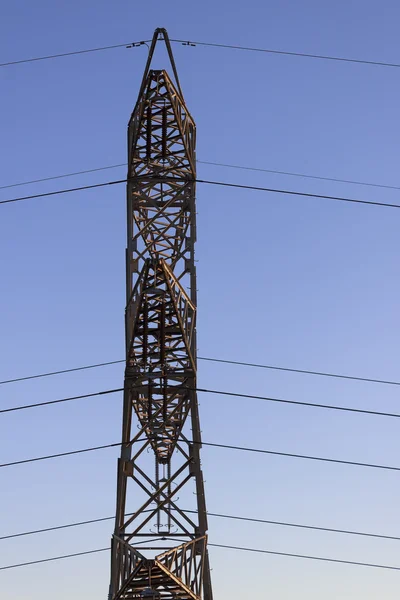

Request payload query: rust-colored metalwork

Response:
[108,28,213,600]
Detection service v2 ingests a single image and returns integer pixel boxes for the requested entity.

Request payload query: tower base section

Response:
[111,537,207,600]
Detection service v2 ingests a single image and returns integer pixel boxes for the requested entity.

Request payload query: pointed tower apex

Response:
[137,28,183,101]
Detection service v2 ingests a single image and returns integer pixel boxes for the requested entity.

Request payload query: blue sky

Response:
[1,1,400,598]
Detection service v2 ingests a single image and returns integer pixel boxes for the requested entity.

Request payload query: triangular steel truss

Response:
[109,28,213,600]
[126,258,196,462]
[127,56,196,286]
[111,537,207,600]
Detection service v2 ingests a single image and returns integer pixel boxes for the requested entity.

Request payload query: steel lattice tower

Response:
[108,29,213,600]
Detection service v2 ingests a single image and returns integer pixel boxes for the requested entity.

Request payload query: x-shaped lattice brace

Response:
[117,399,199,543]
[131,182,193,279]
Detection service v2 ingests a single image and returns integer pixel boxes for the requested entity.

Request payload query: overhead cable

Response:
[3,37,400,70]
[198,177,400,209]
[198,160,400,192]
[0,388,123,414]
[172,38,400,70]
[201,440,400,472]
[210,542,400,571]
[0,537,159,571]
[0,178,126,206]
[0,360,125,385]
[2,355,400,389]
[2,176,400,210]
[0,164,125,191]
[0,41,149,68]
[2,507,400,544]
[2,384,400,421]
[4,159,400,194]
[0,441,125,469]
[196,386,400,419]
[0,548,109,571]
[198,356,400,387]
[2,436,400,473]
[1,542,400,573]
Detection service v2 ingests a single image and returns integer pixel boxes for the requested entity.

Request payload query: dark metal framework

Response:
[108,29,213,600]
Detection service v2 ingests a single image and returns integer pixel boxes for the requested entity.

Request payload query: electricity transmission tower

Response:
[108,28,213,600]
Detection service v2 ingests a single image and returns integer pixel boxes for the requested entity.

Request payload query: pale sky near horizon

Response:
[2,1,400,599]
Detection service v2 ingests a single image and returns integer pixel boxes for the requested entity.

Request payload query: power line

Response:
[198,160,400,193]
[0,178,126,206]
[198,356,400,387]
[0,441,124,469]
[3,159,400,194]
[3,37,400,71]
[3,384,400,421]
[0,515,115,541]
[0,537,158,571]
[0,362,124,386]
[0,41,149,68]
[3,175,400,211]
[201,440,400,473]
[172,38,400,70]
[0,388,123,414]
[2,541,400,573]
[0,548,109,571]
[197,177,400,209]
[4,159,400,194]
[3,355,400,389]
[2,436,400,473]
[209,543,400,572]
[2,507,400,545]
[0,164,125,191]
[196,386,400,419]
[206,511,400,542]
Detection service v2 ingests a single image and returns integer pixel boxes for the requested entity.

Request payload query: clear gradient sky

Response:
[1,1,400,599]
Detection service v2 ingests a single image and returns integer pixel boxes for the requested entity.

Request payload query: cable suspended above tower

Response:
[108,28,213,600]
